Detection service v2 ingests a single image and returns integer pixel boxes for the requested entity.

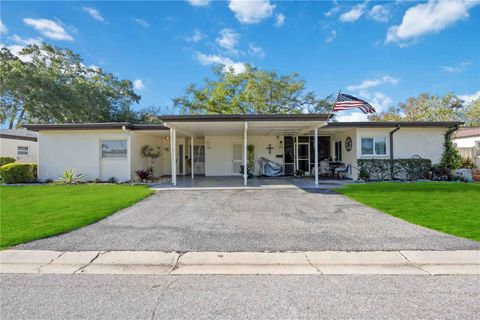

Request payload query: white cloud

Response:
[440,61,471,73]
[194,52,246,74]
[187,0,210,7]
[185,29,205,42]
[23,18,73,41]
[216,28,240,55]
[368,5,391,23]
[133,18,150,27]
[228,0,275,24]
[347,75,399,91]
[335,112,369,122]
[325,3,341,17]
[326,29,337,43]
[0,20,8,34]
[133,79,145,90]
[83,7,105,22]
[9,34,42,46]
[248,43,265,58]
[340,3,367,22]
[386,0,479,44]
[274,13,285,27]
[459,90,480,103]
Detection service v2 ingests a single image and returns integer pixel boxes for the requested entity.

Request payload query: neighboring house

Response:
[0,129,38,163]
[25,115,461,184]
[453,127,480,168]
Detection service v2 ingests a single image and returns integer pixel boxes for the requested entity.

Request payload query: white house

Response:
[454,127,480,168]
[25,114,461,185]
[0,129,38,163]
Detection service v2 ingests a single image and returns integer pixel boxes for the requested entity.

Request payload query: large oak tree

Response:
[173,64,335,115]
[1,43,141,128]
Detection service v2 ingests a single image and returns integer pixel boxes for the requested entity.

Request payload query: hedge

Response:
[357,158,432,181]
[0,157,16,167]
[0,163,34,184]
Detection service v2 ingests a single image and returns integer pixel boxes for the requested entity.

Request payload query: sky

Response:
[1,0,479,121]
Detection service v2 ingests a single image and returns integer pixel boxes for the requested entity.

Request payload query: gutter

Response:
[445,124,460,137]
[389,125,401,179]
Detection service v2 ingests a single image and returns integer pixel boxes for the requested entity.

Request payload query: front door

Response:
[178,144,184,175]
[232,143,243,175]
[193,145,205,174]
[297,142,310,174]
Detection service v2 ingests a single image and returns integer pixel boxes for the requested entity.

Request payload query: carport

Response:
[162,114,330,186]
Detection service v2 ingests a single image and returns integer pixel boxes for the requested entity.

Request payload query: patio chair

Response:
[319,160,330,177]
[334,164,351,179]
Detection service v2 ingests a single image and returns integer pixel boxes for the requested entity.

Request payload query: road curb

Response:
[1,250,479,275]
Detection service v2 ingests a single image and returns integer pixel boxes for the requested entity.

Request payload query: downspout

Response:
[389,125,401,179]
[122,125,132,181]
[445,124,460,137]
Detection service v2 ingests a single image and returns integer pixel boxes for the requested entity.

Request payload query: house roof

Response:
[325,121,462,128]
[25,122,168,131]
[24,117,463,132]
[160,114,331,122]
[454,127,480,139]
[0,129,38,141]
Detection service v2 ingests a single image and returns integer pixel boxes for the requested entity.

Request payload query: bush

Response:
[27,163,38,180]
[0,163,34,184]
[0,157,16,167]
[357,158,432,181]
[135,169,152,181]
[460,157,476,169]
[107,177,118,184]
[57,170,86,184]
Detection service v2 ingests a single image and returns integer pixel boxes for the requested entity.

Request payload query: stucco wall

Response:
[0,138,37,163]
[330,129,357,178]
[130,131,169,178]
[37,130,130,181]
[204,135,282,176]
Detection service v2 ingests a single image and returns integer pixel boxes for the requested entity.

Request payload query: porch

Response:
[151,175,354,190]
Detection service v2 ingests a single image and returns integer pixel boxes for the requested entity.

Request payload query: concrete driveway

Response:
[18,188,480,251]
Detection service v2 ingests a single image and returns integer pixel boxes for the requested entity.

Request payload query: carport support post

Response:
[191,136,194,179]
[314,128,319,185]
[294,136,299,174]
[243,121,248,186]
[170,128,177,186]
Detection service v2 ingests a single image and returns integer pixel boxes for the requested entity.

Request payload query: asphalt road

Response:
[1,274,479,319]
[18,189,480,251]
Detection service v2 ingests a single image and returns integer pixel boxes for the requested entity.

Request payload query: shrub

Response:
[135,169,152,181]
[440,132,461,170]
[27,163,38,180]
[57,170,86,184]
[0,157,16,167]
[357,158,432,181]
[460,157,476,169]
[0,163,34,184]
[107,176,118,184]
[431,164,451,181]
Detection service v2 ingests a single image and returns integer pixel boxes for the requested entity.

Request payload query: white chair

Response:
[319,160,330,177]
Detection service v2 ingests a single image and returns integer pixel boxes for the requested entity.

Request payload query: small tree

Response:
[247,144,255,175]
[140,145,161,173]
[440,132,461,170]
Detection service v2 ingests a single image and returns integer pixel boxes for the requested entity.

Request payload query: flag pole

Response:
[327,89,341,123]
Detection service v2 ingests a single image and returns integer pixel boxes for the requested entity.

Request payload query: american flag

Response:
[333,93,376,114]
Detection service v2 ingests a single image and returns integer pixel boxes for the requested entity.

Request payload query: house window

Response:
[17,146,29,157]
[334,141,342,161]
[476,141,480,157]
[101,140,127,158]
[361,137,387,156]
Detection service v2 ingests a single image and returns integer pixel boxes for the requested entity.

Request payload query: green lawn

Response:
[337,182,480,241]
[0,184,154,249]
